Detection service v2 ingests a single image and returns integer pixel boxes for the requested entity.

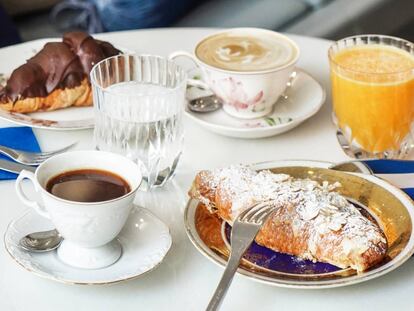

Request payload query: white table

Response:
[1,28,413,311]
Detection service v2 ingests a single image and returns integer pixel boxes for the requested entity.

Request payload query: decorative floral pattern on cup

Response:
[211,77,264,110]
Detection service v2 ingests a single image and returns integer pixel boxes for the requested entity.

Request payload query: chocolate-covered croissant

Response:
[0,31,121,113]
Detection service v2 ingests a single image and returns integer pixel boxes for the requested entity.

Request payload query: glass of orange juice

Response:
[329,35,414,158]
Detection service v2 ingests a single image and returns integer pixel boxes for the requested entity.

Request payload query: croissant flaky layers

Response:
[0,31,121,113]
[189,166,387,272]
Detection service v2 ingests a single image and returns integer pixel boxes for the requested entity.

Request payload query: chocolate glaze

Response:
[63,31,106,74]
[0,31,121,103]
[0,63,47,102]
[96,40,122,58]
[29,42,84,93]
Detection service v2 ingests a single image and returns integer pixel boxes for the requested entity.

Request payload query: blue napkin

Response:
[0,127,40,180]
[362,160,414,200]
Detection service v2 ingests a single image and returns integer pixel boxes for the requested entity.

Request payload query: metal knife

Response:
[0,159,36,174]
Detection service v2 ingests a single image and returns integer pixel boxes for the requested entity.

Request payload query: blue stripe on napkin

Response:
[0,127,40,180]
[363,160,414,174]
[363,160,414,200]
[401,188,414,199]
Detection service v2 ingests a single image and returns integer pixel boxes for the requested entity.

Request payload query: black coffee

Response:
[46,169,131,203]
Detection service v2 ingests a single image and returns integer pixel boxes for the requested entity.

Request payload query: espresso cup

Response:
[169,28,300,119]
[15,150,142,269]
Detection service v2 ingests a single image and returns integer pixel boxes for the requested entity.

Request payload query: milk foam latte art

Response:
[195,30,297,72]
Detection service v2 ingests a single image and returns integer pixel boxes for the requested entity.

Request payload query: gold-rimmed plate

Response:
[183,160,414,288]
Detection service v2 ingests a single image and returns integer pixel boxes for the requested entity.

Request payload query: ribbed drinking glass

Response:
[90,54,187,189]
[329,35,414,159]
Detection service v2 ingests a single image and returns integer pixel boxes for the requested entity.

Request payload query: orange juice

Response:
[330,44,414,154]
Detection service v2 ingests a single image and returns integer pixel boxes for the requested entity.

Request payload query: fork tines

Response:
[238,201,278,224]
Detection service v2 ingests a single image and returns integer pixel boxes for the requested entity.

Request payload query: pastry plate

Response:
[183,160,414,288]
[0,39,134,131]
[185,69,325,139]
[4,205,172,285]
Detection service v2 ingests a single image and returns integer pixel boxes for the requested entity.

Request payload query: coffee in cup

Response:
[46,169,131,202]
[15,150,142,269]
[169,28,300,119]
[195,30,298,72]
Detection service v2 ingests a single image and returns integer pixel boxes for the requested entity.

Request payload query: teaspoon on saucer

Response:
[188,95,223,113]
[19,229,62,252]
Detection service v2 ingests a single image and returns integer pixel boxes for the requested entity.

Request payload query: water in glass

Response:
[91,55,187,189]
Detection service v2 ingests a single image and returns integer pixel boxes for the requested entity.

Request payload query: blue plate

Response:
[223,222,340,275]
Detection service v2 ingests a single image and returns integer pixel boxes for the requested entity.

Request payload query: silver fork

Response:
[0,142,77,166]
[206,201,277,311]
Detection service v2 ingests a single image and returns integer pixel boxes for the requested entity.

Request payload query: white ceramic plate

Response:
[185,69,325,139]
[0,39,136,131]
[4,205,172,285]
[184,160,414,288]
[0,39,95,130]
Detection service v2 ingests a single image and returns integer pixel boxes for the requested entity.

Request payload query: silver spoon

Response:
[329,160,373,175]
[19,229,62,252]
[188,95,222,113]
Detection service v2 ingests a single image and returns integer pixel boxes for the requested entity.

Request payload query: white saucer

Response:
[4,205,172,285]
[185,68,325,139]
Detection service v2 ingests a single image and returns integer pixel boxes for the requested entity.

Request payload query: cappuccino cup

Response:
[15,150,142,269]
[169,28,300,119]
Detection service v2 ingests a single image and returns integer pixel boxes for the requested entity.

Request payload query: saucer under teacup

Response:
[185,68,325,139]
[4,205,172,285]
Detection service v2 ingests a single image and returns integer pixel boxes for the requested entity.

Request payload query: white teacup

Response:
[15,150,142,269]
[169,28,300,119]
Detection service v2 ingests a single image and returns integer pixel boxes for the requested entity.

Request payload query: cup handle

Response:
[15,170,50,219]
[168,50,210,90]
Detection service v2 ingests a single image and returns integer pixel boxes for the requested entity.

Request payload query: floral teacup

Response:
[169,28,300,119]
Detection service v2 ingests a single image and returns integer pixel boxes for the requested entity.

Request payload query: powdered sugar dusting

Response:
[202,165,386,267]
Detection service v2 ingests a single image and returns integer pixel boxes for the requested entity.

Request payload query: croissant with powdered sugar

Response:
[188,165,387,272]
